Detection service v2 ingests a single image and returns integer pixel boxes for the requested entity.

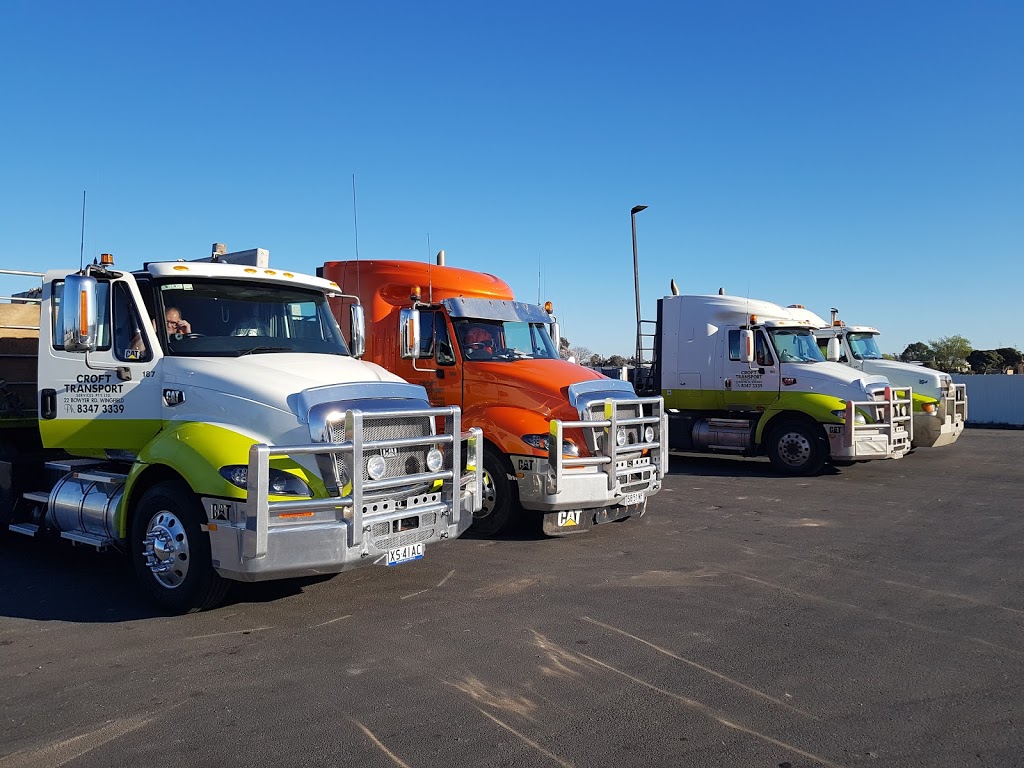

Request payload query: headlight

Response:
[922,401,938,414]
[644,426,655,443]
[426,448,444,472]
[615,427,628,447]
[366,455,387,480]
[522,433,579,457]
[831,408,847,422]
[219,466,312,497]
[854,411,867,425]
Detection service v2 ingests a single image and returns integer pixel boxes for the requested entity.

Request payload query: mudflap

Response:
[596,498,647,525]
[541,509,595,536]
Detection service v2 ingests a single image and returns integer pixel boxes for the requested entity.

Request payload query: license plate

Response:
[623,491,644,506]
[386,543,425,566]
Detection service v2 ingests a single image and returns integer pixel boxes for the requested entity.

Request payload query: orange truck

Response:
[318,256,668,536]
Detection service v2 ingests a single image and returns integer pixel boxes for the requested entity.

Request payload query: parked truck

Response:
[0,247,482,613]
[633,290,913,475]
[792,307,967,448]
[317,255,667,536]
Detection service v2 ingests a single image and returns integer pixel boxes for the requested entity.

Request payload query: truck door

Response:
[40,276,163,456]
[416,309,462,409]
[721,328,781,411]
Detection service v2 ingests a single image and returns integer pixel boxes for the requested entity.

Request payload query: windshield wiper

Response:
[237,346,294,356]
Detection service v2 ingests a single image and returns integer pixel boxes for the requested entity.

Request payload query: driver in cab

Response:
[461,324,497,360]
[165,307,192,336]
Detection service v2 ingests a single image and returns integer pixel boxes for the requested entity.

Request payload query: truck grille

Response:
[582,399,645,456]
[326,414,436,501]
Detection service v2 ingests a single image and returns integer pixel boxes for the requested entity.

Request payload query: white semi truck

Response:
[0,248,482,613]
[793,308,967,448]
[634,291,913,475]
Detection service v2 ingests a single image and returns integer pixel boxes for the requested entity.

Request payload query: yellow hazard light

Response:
[100,253,114,266]
[544,301,553,313]
[410,284,422,301]
[78,290,89,336]
[278,511,315,519]
[749,314,758,324]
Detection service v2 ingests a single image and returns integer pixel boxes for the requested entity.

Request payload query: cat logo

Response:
[557,510,580,527]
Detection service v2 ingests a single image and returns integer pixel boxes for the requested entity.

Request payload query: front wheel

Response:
[766,420,827,476]
[131,481,229,614]
[471,447,518,536]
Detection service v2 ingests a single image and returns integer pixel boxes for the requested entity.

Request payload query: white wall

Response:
[952,374,1024,426]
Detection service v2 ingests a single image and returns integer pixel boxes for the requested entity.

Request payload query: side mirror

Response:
[61,274,98,352]
[826,336,841,362]
[349,303,366,358]
[740,329,754,364]
[550,319,560,349]
[399,307,421,359]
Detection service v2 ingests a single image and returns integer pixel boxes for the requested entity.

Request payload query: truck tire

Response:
[130,481,229,614]
[472,446,517,536]
[766,420,827,476]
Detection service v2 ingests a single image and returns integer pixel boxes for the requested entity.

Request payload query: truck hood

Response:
[163,354,407,416]
[783,361,888,397]
[856,358,949,398]
[464,359,610,416]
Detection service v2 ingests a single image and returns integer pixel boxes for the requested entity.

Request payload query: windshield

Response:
[157,280,350,357]
[848,332,883,360]
[768,328,826,364]
[453,318,559,361]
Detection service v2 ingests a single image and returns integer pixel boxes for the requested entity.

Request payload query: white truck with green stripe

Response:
[794,307,966,448]
[0,250,482,613]
[634,292,913,475]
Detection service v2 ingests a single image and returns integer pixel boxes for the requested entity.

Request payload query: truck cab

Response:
[319,258,667,536]
[796,308,967,448]
[641,294,913,475]
[0,250,482,613]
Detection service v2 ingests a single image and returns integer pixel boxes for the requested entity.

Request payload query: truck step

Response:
[22,491,50,505]
[60,531,114,550]
[8,522,39,537]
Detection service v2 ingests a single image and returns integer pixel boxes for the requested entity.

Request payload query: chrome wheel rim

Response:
[476,468,497,520]
[777,431,812,468]
[141,510,190,589]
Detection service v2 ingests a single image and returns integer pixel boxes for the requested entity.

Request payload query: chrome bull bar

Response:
[243,406,482,559]
[546,396,668,496]
[843,387,914,451]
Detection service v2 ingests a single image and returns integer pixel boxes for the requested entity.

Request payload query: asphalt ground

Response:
[1,429,1022,768]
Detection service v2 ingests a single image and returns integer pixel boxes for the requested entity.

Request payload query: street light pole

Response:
[631,204,648,369]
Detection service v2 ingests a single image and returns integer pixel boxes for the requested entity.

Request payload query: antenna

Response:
[426,233,433,304]
[537,253,541,304]
[79,190,86,270]
[351,173,361,296]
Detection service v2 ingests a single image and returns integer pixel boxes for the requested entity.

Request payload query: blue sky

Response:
[2,1,1021,358]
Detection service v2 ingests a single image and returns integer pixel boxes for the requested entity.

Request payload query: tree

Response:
[996,347,1024,369]
[900,342,932,363]
[589,353,603,366]
[569,345,592,363]
[558,336,571,360]
[606,354,627,367]
[967,349,1004,374]
[928,335,972,373]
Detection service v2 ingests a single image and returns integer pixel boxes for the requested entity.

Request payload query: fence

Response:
[951,374,1024,427]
